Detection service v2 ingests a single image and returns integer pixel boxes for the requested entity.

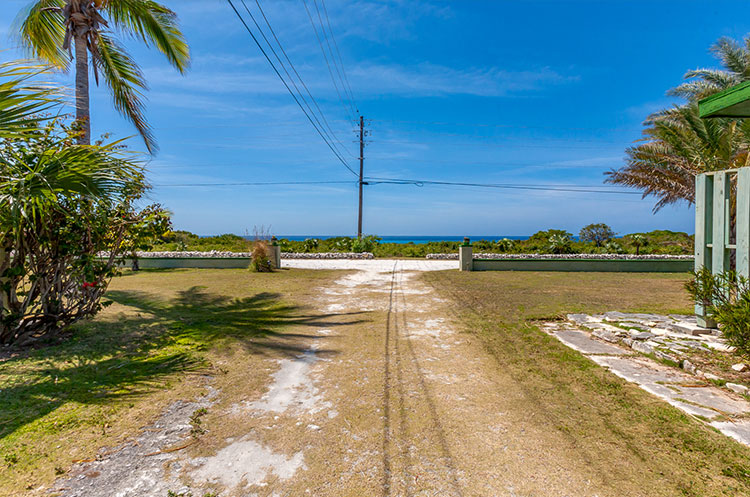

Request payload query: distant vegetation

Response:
[151,228,694,257]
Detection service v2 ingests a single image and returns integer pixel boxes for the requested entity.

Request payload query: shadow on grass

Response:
[0,286,364,441]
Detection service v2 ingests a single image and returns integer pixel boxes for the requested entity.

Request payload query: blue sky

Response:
[2,0,749,236]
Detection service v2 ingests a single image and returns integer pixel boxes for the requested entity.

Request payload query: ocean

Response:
[275,235,529,244]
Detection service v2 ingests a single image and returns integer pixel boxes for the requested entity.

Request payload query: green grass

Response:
[423,270,750,497]
[0,268,340,496]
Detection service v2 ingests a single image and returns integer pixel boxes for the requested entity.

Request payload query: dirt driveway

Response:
[52,260,737,497]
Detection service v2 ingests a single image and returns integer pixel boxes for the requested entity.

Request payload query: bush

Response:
[0,122,169,346]
[548,233,574,254]
[686,268,750,357]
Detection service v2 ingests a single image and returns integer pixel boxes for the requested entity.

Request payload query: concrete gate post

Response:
[459,237,473,271]
[270,237,281,269]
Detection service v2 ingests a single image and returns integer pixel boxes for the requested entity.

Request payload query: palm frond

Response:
[94,33,156,153]
[105,0,190,73]
[15,0,68,69]
[712,37,750,77]
[0,134,144,224]
[606,103,749,211]
[0,60,61,140]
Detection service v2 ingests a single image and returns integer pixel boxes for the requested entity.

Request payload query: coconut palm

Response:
[606,103,750,211]
[17,0,190,152]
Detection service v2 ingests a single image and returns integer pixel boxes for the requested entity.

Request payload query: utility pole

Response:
[357,115,365,239]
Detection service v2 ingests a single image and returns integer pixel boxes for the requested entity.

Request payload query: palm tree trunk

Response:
[74,33,91,145]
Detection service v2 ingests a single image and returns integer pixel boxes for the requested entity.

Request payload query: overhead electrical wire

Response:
[363,176,642,195]
[313,0,357,118]
[302,0,356,123]
[250,0,356,158]
[226,0,358,176]
[319,0,358,115]
[156,180,356,187]
[155,177,640,195]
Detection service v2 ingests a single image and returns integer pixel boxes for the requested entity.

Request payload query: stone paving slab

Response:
[548,317,750,447]
[553,329,630,356]
[711,420,750,446]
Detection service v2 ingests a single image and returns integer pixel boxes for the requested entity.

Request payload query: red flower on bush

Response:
[81,281,97,289]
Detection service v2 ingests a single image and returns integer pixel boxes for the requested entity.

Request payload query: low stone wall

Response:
[126,251,373,259]
[112,251,375,269]
[281,252,374,260]
[427,253,694,261]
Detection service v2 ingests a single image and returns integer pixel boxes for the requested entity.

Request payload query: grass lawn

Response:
[0,268,341,496]
[422,271,750,497]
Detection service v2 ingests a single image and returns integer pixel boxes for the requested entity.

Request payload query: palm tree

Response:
[606,36,750,210]
[670,36,750,101]
[606,103,750,211]
[16,0,190,152]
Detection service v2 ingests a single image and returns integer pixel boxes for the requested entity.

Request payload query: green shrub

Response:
[548,233,574,254]
[686,268,750,357]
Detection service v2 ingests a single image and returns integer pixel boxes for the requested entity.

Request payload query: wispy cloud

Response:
[349,62,578,97]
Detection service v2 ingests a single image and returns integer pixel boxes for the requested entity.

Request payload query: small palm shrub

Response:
[547,233,573,254]
[604,240,624,254]
[686,268,750,357]
[627,234,648,255]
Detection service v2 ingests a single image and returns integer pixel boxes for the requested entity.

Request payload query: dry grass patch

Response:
[0,268,341,496]
[423,270,750,497]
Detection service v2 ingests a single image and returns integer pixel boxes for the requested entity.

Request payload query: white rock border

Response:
[105,251,375,260]
[426,253,694,260]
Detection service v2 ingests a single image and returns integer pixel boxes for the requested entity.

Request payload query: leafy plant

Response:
[603,240,624,254]
[579,223,615,247]
[547,233,573,254]
[0,117,169,346]
[301,238,319,253]
[686,268,750,357]
[351,235,380,253]
[494,238,517,253]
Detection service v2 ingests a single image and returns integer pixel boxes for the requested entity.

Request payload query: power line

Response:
[156,180,356,187]
[302,0,355,123]
[155,176,640,196]
[371,118,641,132]
[319,0,358,115]
[251,0,356,158]
[314,0,357,118]
[226,0,358,176]
[363,177,642,195]
[238,0,350,161]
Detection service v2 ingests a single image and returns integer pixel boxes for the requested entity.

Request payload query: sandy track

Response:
[56,259,620,496]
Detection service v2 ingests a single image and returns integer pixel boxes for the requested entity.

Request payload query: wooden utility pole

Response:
[358,115,365,239]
